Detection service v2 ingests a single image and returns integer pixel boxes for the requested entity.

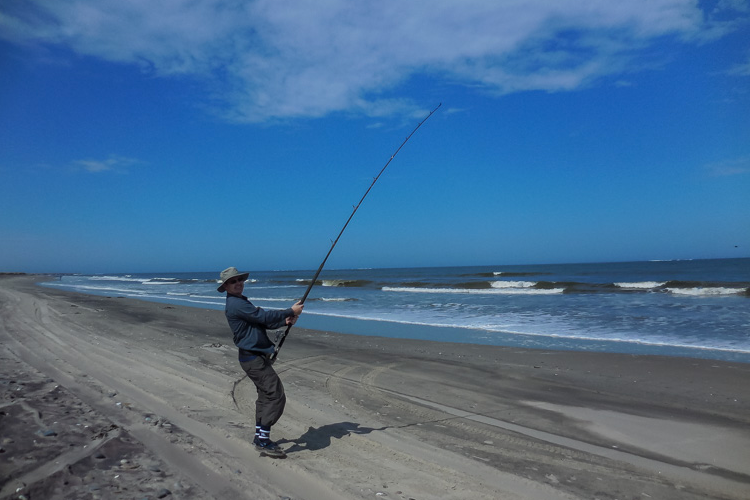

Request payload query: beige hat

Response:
[217,267,250,292]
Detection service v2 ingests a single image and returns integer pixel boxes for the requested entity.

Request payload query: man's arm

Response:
[238,302,294,330]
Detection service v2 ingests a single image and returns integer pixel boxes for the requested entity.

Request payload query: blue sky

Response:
[1,0,749,274]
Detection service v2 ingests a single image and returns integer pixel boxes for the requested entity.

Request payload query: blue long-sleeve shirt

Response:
[225,294,294,356]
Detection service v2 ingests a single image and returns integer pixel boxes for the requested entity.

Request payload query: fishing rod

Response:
[270,103,441,363]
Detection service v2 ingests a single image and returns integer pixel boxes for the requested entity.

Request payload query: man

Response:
[218,267,304,458]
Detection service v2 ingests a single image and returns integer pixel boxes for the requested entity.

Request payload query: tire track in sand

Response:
[0,286,351,500]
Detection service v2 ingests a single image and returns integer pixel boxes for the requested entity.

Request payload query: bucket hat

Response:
[217,267,250,292]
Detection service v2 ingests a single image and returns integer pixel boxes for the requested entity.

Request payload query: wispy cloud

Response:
[727,53,750,76]
[704,156,750,177]
[714,0,750,14]
[1,0,745,122]
[72,155,143,174]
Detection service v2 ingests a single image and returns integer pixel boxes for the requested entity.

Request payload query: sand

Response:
[1,274,749,500]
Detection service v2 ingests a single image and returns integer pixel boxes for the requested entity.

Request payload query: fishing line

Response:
[270,103,442,362]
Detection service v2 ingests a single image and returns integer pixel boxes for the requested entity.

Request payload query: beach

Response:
[1,275,749,500]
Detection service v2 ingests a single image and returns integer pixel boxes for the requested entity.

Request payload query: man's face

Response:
[224,276,245,295]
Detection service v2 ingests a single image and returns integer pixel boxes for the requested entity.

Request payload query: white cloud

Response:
[73,155,143,173]
[714,0,750,14]
[704,156,750,176]
[728,52,750,75]
[1,0,743,121]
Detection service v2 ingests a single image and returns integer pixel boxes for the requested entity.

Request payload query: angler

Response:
[219,103,439,458]
[218,267,303,458]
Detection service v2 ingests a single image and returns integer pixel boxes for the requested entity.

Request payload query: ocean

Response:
[40,258,750,363]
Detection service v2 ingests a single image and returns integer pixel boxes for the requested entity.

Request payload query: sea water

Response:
[40,258,750,362]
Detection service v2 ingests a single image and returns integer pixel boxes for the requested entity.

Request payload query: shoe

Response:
[253,437,286,458]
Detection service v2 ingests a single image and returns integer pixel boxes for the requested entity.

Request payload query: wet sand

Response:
[1,274,749,500]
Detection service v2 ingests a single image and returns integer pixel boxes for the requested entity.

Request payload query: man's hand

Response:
[285,315,298,326]
[291,301,304,316]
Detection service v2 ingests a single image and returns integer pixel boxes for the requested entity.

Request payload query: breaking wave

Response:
[666,287,747,296]
[615,281,666,289]
[382,286,565,295]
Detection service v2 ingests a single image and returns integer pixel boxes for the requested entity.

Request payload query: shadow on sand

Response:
[278,421,387,454]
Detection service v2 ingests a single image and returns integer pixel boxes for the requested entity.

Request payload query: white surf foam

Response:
[490,280,536,288]
[87,276,142,282]
[382,286,564,295]
[615,281,666,289]
[666,287,745,296]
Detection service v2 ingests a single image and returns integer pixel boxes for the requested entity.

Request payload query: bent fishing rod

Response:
[270,103,441,363]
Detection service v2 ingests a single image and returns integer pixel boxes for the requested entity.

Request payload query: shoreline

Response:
[38,274,750,364]
[295,312,750,363]
[2,274,750,499]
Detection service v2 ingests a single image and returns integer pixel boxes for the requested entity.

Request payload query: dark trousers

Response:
[239,355,286,427]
